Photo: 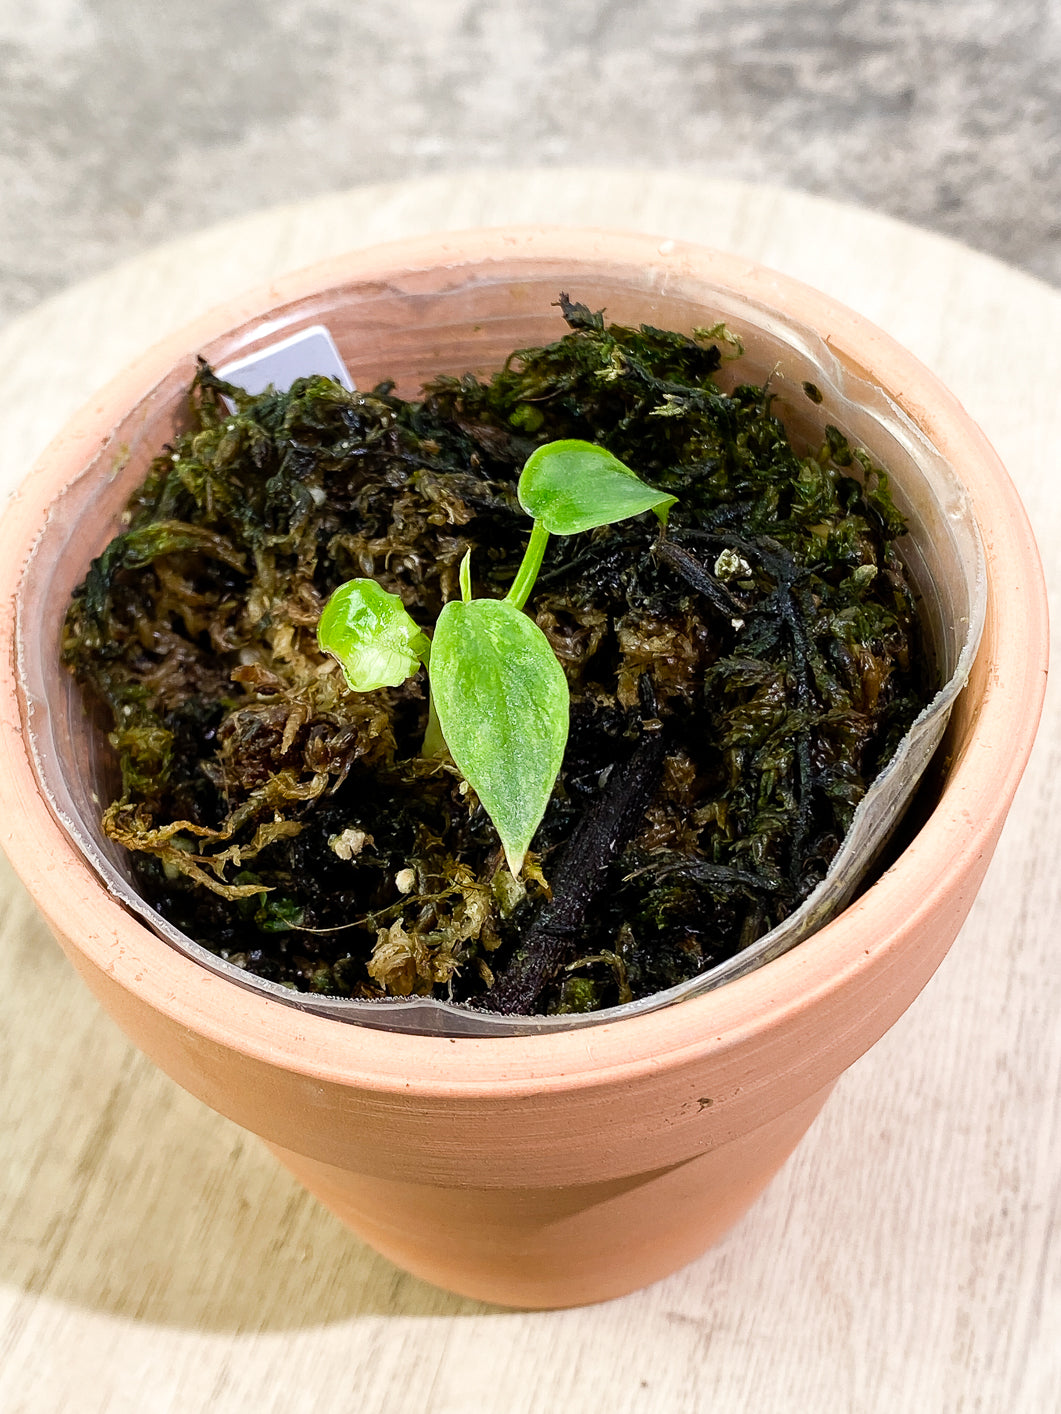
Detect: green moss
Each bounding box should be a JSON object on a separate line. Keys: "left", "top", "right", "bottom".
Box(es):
{"left": 62, "top": 300, "right": 932, "bottom": 1015}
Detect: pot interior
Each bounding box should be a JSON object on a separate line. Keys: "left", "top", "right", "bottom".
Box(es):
{"left": 15, "top": 246, "right": 986, "bottom": 1035}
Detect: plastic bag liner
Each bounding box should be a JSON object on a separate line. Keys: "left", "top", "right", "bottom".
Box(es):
{"left": 16, "top": 285, "right": 986, "bottom": 1037}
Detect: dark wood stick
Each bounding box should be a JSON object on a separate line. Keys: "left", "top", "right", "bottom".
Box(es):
{"left": 477, "top": 728, "right": 668, "bottom": 1015}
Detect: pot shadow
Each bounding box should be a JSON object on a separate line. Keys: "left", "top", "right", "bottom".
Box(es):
{"left": 0, "top": 854, "right": 491, "bottom": 1330}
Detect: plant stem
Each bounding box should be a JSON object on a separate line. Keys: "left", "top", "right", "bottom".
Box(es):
{"left": 505, "top": 519, "right": 551, "bottom": 611}
{"left": 414, "top": 637, "right": 448, "bottom": 759}
{"left": 422, "top": 690, "right": 447, "bottom": 758}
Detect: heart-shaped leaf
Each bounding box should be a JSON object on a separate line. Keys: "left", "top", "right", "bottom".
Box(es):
{"left": 429, "top": 596, "right": 569, "bottom": 876}
{"left": 518, "top": 439, "right": 676, "bottom": 535}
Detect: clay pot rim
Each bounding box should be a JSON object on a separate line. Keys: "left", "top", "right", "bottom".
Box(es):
{"left": 0, "top": 226, "right": 1048, "bottom": 1095}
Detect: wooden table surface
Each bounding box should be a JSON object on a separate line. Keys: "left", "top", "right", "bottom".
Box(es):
{"left": 0, "top": 171, "right": 1057, "bottom": 1414}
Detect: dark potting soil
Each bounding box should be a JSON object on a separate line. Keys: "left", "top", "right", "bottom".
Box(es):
{"left": 62, "top": 297, "right": 932, "bottom": 1016}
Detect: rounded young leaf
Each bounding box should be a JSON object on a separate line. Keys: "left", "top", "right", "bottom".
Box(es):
{"left": 518, "top": 439, "right": 676, "bottom": 535}
{"left": 430, "top": 597, "right": 569, "bottom": 877}
{"left": 317, "top": 579, "right": 430, "bottom": 692}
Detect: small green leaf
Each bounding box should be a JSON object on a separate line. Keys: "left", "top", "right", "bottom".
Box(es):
{"left": 430, "top": 597, "right": 569, "bottom": 876}
{"left": 318, "top": 579, "right": 430, "bottom": 692}
{"left": 518, "top": 439, "right": 676, "bottom": 535}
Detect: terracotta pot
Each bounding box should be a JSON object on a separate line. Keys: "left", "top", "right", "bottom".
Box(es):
{"left": 0, "top": 230, "right": 1047, "bottom": 1308}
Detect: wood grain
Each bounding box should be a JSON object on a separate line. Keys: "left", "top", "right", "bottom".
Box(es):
{"left": 0, "top": 171, "right": 1057, "bottom": 1413}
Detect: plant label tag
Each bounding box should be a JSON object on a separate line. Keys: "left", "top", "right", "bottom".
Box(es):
{"left": 216, "top": 324, "right": 354, "bottom": 407}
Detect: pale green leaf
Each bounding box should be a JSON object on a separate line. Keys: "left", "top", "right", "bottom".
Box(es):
{"left": 317, "top": 579, "right": 430, "bottom": 692}
{"left": 518, "top": 438, "right": 676, "bottom": 535}
{"left": 430, "top": 598, "right": 569, "bottom": 876}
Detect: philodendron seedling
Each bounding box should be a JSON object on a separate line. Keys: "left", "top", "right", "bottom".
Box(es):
{"left": 317, "top": 440, "right": 676, "bottom": 877}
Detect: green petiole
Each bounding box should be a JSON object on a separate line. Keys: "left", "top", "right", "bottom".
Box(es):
{"left": 505, "top": 519, "right": 550, "bottom": 611}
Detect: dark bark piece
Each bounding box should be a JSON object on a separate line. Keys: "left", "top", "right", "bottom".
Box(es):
{"left": 477, "top": 728, "right": 668, "bottom": 1015}
{"left": 654, "top": 539, "right": 748, "bottom": 619}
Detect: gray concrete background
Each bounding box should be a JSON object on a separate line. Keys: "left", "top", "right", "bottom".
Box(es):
{"left": 1, "top": 0, "right": 1058, "bottom": 331}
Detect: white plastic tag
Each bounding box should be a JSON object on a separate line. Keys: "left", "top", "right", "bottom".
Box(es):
{"left": 217, "top": 324, "right": 354, "bottom": 405}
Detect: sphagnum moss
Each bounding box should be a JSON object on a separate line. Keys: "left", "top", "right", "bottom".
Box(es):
{"left": 62, "top": 296, "right": 931, "bottom": 1016}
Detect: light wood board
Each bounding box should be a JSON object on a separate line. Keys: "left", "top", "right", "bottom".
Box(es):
{"left": 0, "top": 170, "right": 1058, "bottom": 1414}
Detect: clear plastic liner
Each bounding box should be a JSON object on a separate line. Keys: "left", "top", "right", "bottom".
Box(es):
{"left": 16, "top": 268, "right": 986, "bottom": 1036}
